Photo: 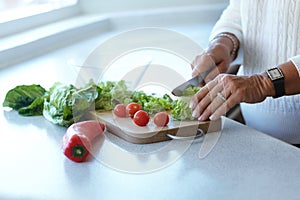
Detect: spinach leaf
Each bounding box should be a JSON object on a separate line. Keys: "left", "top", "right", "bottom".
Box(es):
{"left": 3, "top": 84, "right": 46, "bottom": 113}
{"left": 18, "top": 96, "right": 45, "bottom": 116}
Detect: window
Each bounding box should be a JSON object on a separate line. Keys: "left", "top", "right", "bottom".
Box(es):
{"left": 0, "top": 0, "right": 78, "bottom": 22}
{"left": 0, "top": 0, "right": 80, "bottom": 37}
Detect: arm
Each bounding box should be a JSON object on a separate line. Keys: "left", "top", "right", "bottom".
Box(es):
{"left": 264, "top": 61, "right": 300, "bottom": 96}
{"left": 290, "top": 55, "right": 300, "bottom": 78}
{"left": 262, "top": 57, "right": 300, "bottom": 97}
{"left": 192, "top": 0, "right": 242, "bottom": 80}
{"left": 190, "top": 61, "right": 300, "bottom": 121}
{"left": 209, "top": 0, "right": 242, "bottom": 42}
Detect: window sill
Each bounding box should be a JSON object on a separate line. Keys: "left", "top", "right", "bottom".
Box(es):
{"left": 0, "top": 3, "right": 226, "bottom": 68}
{"left": 0, "top": 15, "right": 111, "bottom": 68}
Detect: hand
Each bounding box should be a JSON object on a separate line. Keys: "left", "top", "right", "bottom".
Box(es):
{"left": 191, "top": 40, "right": 232, "bottom": 83}
{"left": 189, "top": 73, "right": 272, "bottom": 121}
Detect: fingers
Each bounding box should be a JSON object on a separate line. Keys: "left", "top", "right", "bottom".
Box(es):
{"left": 190, "top": 78, "right": 218, "bottom": 110}
{"left": 207, "top": 93, "right": 236, "bottom": 121}
{"left": 190, "top": 74, "right": 239, "bottom": 121}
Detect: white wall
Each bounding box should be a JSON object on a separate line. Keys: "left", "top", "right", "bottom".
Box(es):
{"left": 79, "top": 0, "right": 229, "bottom": 14}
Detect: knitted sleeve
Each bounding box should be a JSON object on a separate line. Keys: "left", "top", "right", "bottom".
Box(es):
{"left": 209, "top": 0, "right": 242, "bottom": 42}
{"left": 290, "top": 55, "right": 300, "bottom": 77}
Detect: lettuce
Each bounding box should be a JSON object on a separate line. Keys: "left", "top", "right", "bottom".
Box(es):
{"left": 93, "top": 80, "right": 132, "bottom": 111}
{"left": 42, "top": 80, "right": 133, "bottom": 127}
{"left": 3, "top": 80, "right": 200, "bottom": 127}
{"left": 18, "top": 96, "right": 45, "bottom": 116}
{"left": 171, "top": 97, "right": 195, "bottom": 120}
{"left": 43, "top": 82, "right": 98, "bottom": 127}
{"left": 3, "top": 84, "right": 46, "bottom": 115}
{"left": 131, "top": 91, "right": 173, "bottom": 115}
{"left": 171, "top": 86, "right": 200, "bottom": 120}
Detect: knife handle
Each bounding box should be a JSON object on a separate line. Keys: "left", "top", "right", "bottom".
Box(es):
{"left": 166, "top": 128, "right": 204, "bottom": 140}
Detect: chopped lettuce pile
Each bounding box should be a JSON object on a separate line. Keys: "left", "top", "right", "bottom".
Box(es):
{"left": 171, "top": 86, "right": 200, "bottom": 120}
{"left": 3, "top": 80, "right": 200, "bottom": 127}
{"left": 131, "top": 91, "right": 173, "bottom": 115}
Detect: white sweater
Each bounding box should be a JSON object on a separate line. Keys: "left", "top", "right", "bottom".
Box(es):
{"left": 210, "top": 0, "right": 300, "bottom": 143}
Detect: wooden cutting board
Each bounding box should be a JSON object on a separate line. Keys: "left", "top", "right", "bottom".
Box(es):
{"left": 95, "top": 111, "right": 222, "bottom": 144}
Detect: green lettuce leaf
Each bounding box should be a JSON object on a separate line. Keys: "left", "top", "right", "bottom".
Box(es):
{"left": 94, "top": 80, "right": 132, "bottom": 111}
{"left": 171, "top": 97, "right": 195, "bottom": 120}
{"left": 171, "top": 86, "right": 200, "bottom": 120}
{"left": 131, "top": 91, "right": 173, "bottom": 115}
{"left": 18, "top": 96, "right": 45, "bottom": 116}
{"left": 3, "top": 84, "right": 46, "bottom": 115}
{"left": 43, "top": 82, "right": 98, "bottom": 127}
{"left": 110, "top": 80, "right": 133, "bottom": 105}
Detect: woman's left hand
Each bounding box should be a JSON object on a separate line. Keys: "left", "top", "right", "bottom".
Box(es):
{"left": 189, "top": 73, "right": 273, "bottom": 121}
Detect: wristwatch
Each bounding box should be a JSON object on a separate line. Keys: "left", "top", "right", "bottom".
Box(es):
{"left": 266, "top": 67, "right": 285, "bottom": 98}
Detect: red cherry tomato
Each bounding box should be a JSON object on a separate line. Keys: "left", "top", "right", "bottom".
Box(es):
{"left": 113, "top": 104, "right": 127, "bottom": 117}
{"left": 133, "top": 110, "right": 150, "bottom": 126}
{"left": 153, "top": 112, "right": 169, "bottom": 127}
{"left": 126, "top": 102, "right": 142, "bottom": 118}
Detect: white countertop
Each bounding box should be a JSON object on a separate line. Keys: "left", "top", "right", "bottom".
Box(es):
{"left": 1, "top": 23, "right": 300, "bottom": 200}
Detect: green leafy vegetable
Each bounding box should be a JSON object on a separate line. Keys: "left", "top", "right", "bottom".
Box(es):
{"left": 93, "top": 80, "right": 132, "bottom": 111}
{"left": 131, "top": 91, "right": 173, "bottom": 114}
{"left": 18, "top": 96, "right": 45, "bottom": 116}
{"left": 110, "top": 80, "right": 133, "bottom": 105}
{"left": 171, "top": 86, "right": 200, "bottom": 120}
{"left": 181, "top": 85, "right": 200, "bottom": 96}
{"left": 43, "top": 82, "right": 98, "bottom": 127}
{"left": 3, "top": 79, "right": 201, "bottom": 127}
{"left": 171, "top": 97, "right": 194, "bottom": 120}
{"left": 3, "top": 84, "right": 46, "bottom": 115}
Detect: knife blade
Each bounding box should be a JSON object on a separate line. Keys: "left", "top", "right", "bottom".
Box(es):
{"left": 171, "top": 67, "right": 214, "bottom": 96}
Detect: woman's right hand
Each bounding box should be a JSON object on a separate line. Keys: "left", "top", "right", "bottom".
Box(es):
{"left": 191, "top": 39, "right": 234, "bottom": 84}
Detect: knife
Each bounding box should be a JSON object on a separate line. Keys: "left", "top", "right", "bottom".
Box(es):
{"left": 171, "top": 67, "right": 214, "bottom": 96}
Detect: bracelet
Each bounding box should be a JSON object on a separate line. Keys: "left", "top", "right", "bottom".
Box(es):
{"left": 211, "top": 33, "right": 239, "bottom": 59}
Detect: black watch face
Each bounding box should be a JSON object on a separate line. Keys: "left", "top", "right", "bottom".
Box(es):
{"left": 268, "top": 68, "right": 283, "bottom": 80}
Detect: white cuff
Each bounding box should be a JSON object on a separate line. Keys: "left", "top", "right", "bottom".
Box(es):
{"left": 290, "top": 55, "right": 300, "bottom": 77}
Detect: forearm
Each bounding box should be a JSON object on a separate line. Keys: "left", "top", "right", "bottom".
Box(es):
{"left": 279, "top": 61, "right": 300, "bottom": 95}
{"left": 209, "top": 32, "right": 240, "bottom": 62}
{"left": 260, "top": 61, "right": 300, "bottom": 97}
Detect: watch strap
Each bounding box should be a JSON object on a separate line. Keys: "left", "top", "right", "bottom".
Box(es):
{"left": 267, "top": 67, "right": 285, "bottom": 98}
{"left": 273, "top": 76, "right": 285, "bottom": 98}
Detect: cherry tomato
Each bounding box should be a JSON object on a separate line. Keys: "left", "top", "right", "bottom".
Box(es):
{"left": 126, "top": 102, "right": 142, "bottom": 118}
{"left": 133, "top": 110, "right": 150, "bottom": 126}
{"left": 153, "top": 112, "right": 169, "bottom": 127}
{"left": 113, "top": 104, "right": 127, "bottom": 117}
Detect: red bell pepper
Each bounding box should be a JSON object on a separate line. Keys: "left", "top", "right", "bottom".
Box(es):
{"left": 62, "top": 120, "right": 105, "bottom": 162}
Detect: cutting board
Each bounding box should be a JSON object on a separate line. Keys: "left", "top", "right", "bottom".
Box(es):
{"left": 95, "top": 111, "right": 222, "bottom": 144}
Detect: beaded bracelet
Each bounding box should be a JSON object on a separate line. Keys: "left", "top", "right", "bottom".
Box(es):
{"left": 211, "top": 33, "right": 239, "bottom": 59}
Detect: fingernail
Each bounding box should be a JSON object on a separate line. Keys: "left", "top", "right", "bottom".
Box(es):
{"left": 192, "top": 110, "right": 198, "bottom": 118}
{"left": 209, "top": 114, "right": 217, "bottom": 121}
{"left": 189, "top": 102, "right": 194, "bottom": 109}
{"left": 198, "top": 115, "right": 204, "bottom": 121}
